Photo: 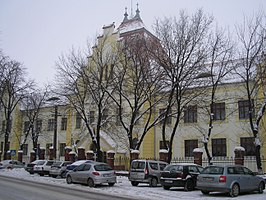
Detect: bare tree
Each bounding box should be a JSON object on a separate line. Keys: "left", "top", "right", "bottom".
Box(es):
{"left": 151, "top": 9, "right": 213, "bottom": 162}
{"left": 55, "top": 35, "right": 118, "bottom": 161}
{"left": 0, "top": 53, "right": 34, "bottom": 159}
{"left": 17, "top": 87, "right": 49, "bottom": 156}
{"left": 199, "top": 27, "right": 235, "bottom": 164}
{"left": 107, "top": 32, "right": 166, "bottom": 153}
{"left": 235, "top": 12, "right": 266, "bottom": 173}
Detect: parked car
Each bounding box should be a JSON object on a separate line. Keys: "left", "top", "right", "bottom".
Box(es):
{"left": 0, "top": 160, "right": 25, "bottom": 169}
{"left": 128, "top": 159, "right": 168, "bottom": 187}
{"left": 25, "top": 160, "right": 43, "bottom": 174}
{"left": 33, "top": 160, "right": 55, "bottom": 176}
{"left": 49, "top": 161, "right": 72, "bottom": 178}
{"left": 160, "top": 163, "right": 203, "bottom": 191}
{"left": 61, "top": 160, "right": 95, "bottom": 178}
{"left": 66, "top": 162, "right": 116, "bottom": 187}
{"left": 197, "top": 165, "right": 265, "bottom": 197}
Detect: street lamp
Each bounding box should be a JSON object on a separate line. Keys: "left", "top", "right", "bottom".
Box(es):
{"left": 47, "top": 96, "right": 60, "bottom": 160}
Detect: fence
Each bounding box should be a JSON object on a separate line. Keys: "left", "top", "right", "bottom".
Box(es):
{"left": 114, "top": 156, "right": 266, "bottom": 172}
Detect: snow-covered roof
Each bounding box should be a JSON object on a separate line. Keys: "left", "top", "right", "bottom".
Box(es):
{"left": 118, "top": 18, "right": 146, "bottom": 34}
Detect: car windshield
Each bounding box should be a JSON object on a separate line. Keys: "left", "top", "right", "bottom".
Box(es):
{"left": 36, "top": 160, "right": 46, "bottom": 165}
{"left": 201, "top": 166, "right": 224, "bottom": 175}
{"left": 94, "top": 164, "right": 112, "bottom": 171}
{"left": 131, "top": 161, "right": 145, "bottom": 169}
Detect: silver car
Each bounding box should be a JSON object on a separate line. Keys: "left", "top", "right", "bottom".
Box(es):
{"left": 0, "top": 160, "right": 25, "bottom": 169}
{"left": 49, "top": 161, "right": 72, "bottom": 178}
{"left": 66, "top": 162, "right": 116, "bottom": 187}
{"left": 129, "top": 159, "right": 168, "bottom": 187}
{"left": 197, "top": 165, "right": 265, "bottom": 197}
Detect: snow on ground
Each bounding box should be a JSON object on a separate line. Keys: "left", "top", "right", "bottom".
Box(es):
{"left": 1, "top": 168, "right": 266, "bottom": 200}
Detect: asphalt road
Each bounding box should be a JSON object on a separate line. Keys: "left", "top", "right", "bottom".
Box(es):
{"left": 0, "top": 175, "right": 133, "bottom": 200}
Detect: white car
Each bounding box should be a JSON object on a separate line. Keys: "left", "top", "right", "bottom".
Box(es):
{"left": 33, "top": 160, "right": 55, "bottom": 176}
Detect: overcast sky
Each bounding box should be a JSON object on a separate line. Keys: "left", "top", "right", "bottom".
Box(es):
{"left": 0, "top": 0, "right": 265, "bottom": 87}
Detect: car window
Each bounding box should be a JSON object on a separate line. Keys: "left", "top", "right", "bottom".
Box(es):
{"left": 234, "top": 166, "right": 245, "bottom": 174}
{"left": 76, "top": 164, "right": 85, "bottom": 171}
{"left": 201, "top": 166, "right": 224, "bottom": 174}
{"left": 188, "top": 166, "right": 198, "bottom": 173}
{"left": 37, "top": 161, "right": 46, "bottom": 165}
{"left": 159, "top": 163, "right": 167, "bottom": 170}
{"left": 46, "top": 161, "right": 54, "bottom": 166}
{"left": 83, "top": 164, "right": 91, "bottom": 171}
{"left": 149, "top": 162, "right": 158, "bottom": 170}
{"left": 94, "top": 164, "right": 112, "bottom": 171}
{"left": 131, "top": 161, "right": 145, "bottom": 169}
{"left": 52, "top": 162, "right": 62, "bottom": 167}
{"left": 164, "top": 165, "right": 183, "bottom": 172}
{"left": 243, "top": 167, "right": 253, "bottom": 175}
{"left": 62, "top": 162, "right": 71, "bottom": 166}
{"left": 198, "top": 166, "right": 204, "bottom": 172}
{"left": 227, "top": 167, "right": 235, "bottom": 174}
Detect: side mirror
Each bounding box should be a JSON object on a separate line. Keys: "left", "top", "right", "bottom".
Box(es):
{"left": 73, "top": 168, "right": 77, "bottom": 172}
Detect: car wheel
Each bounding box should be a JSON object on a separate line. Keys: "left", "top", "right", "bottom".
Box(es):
{"left": 184, "top": 179, "right": 194, "bottom": 191}
{"left": 149, "top": 177, "right": 158, "bottom": 187}
{"left": 163, "top": 186, "right": 171, "bottom": 190}
{"left": 87, "top": 178, "right": 95, "bottom": 187}
{"left": 39, "top": 173, "right": 44, "bottom": 177}
{"left": 258, "top": 181, "right": 264, "bottom": 194}
{"left": 131, "top": 181, "right": 139, "bottom": 186}
{"left": 66, "top": 175, "right": 72, "bottom": 184}
{"left": 229, "top": 183, "right": 240, "bottom": 197}
{"left": 108, "top": 183, "right": 115, "bottom": 186}
{"left": 201, "top": 190, "right": 210, "bottom": 195}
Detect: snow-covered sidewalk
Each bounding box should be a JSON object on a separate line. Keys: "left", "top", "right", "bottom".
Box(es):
{"left": 1, "top": 168, "right": 266, "bottom": 200}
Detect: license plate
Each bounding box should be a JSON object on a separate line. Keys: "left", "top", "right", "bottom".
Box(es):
{"left": 103, "top": 174, "right": 112, "bottom": 177}
{"left": 165, "top": 180, "right": 173, "bottom": 183}
{"left": 203, "top": 177, "right": 214, "bottom": 181}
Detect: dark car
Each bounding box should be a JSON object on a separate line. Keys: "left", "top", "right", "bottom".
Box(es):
{"left": 197, "top": 165, "right": 265, "bottom": 197}
{"left": 160, "top": 163, "right": 204, "bottom": 191}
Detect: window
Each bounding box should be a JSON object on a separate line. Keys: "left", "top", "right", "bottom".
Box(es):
{"left": 160, "top": 140, "right": 169, "bottom": 150}
{"left": 212, "top": 138, "right": 226, "bottom": 156}
{"left": 59, "top": 143, "right": 66, "bottom": 156}
{"left": 240, "top": 137, "right": 255, "bottom": 156}
{"left": 185, "top": 140, "right": 198, "bottom": 157}
{"left": 159, "top": 108, "right": 172, "bottom": 125}
{"left": 61, "top": 117, "right": 67, "bottom": 131}
{"left": 211, "top": 102, "right": 225, "bottom": 120}
{"left": 89, "top": 111, "right": 95, "bottom": 124}
{"left": 238, "top": 100, "right": 254, "bottom": 119}
{"left": 23, "top": 121, "right": 30, "bottom": 133}
{"left": 47, "top": 119, "right": 54, "bottom": 131}
{"left": 184, "top": 105, "right": 197, "bottom": 123}
{"left": 35, "top": 119, "right": 42, "bottom": 133}
{"left": 76, "top": 113, "right": 81, "bottom": 129}
{"left": 149, "top": 162, "right": 158, "bottom": 170}
{"left": 22, "top": 144, "right": 28, "bottom": 155}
